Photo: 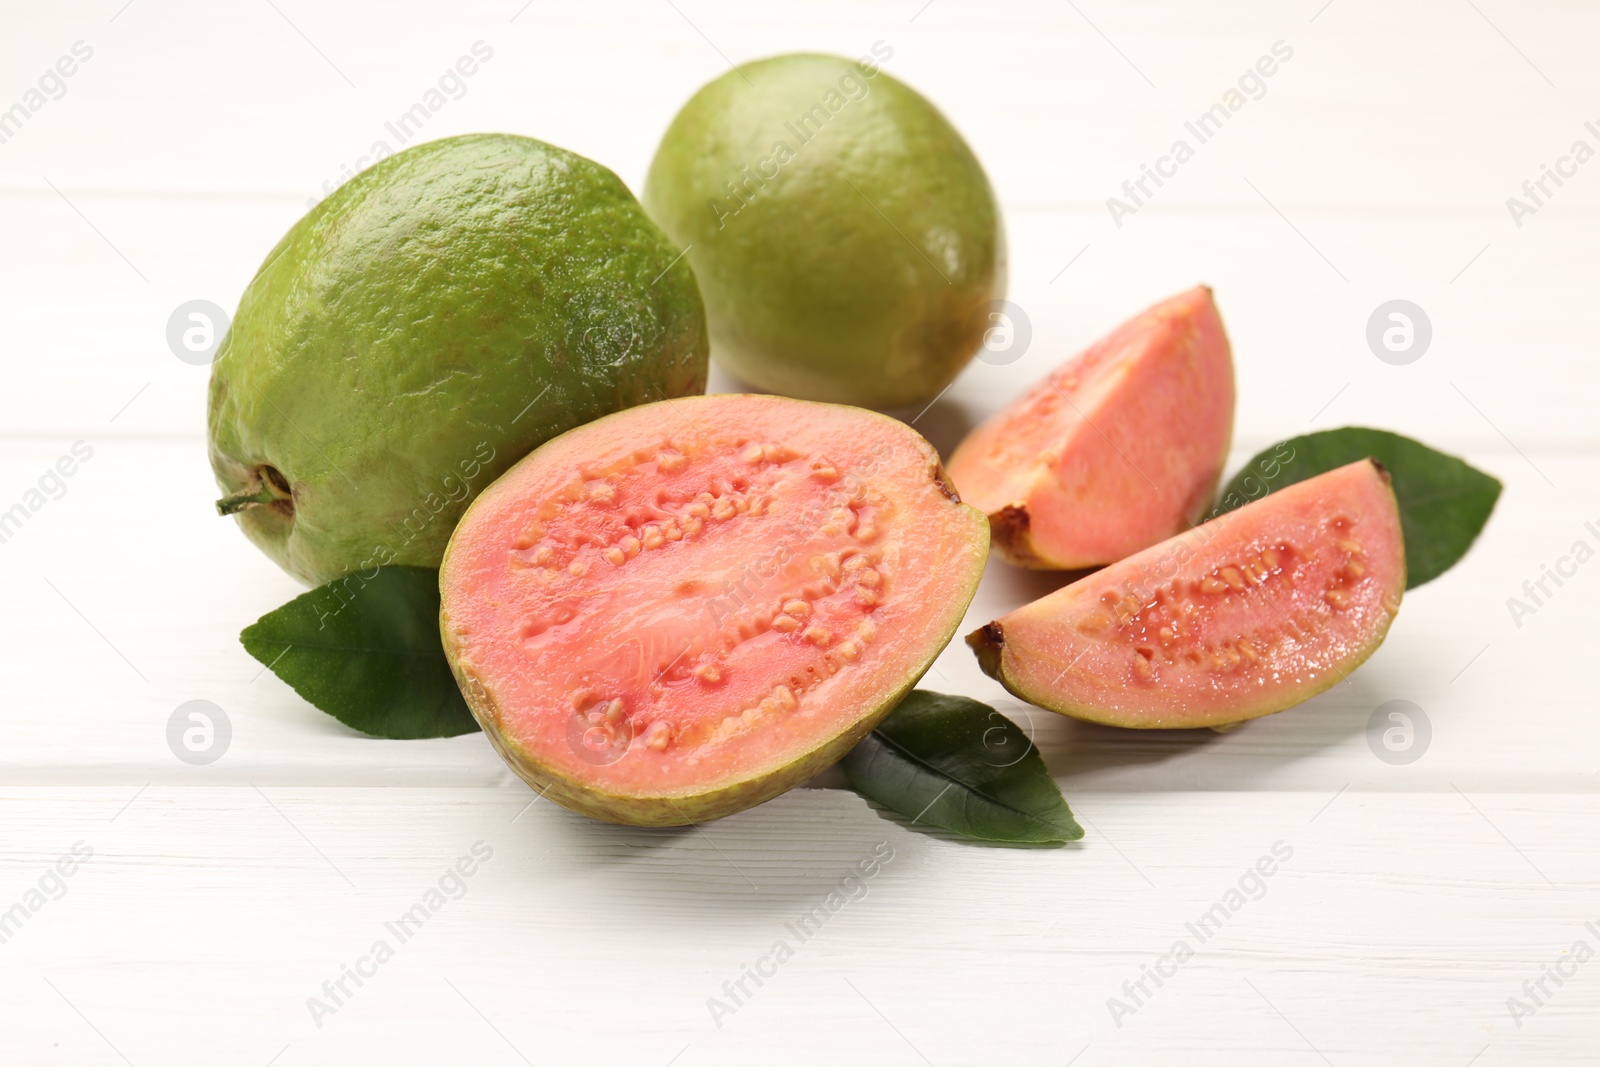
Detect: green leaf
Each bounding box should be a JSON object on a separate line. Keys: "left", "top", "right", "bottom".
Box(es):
{"left": 1213, "top": 427, "right": 1501, "bottom": 589}
{"left": 240, "top": 566, "right": 479, "bottom": 739}
{"left": 842, "top": 691, "right": 1082, "bottom": 845}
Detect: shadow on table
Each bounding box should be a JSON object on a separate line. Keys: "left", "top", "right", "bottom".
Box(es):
{"left": 1012, "top": 670, "right": 1389, "bottom": 790}
{"left": 979, "top": 555, "right": 1099, "bottom": 603}
{"left": 710, "top": 367, "right": 979, "bottom": 466}
{"left": 493, "top": 677, "right": 1382, "bottom": 924}
{"left": 887, "top": 392, "right": 974, "bottom": 462}
{"left": 503, "top": 787, "right": 910, "bottom": 916}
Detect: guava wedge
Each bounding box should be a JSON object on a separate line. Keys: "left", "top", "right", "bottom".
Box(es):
{"left": 439, "top": 394, "right": 989, "bottom": 825}
{"left": 968, "top": 460, "right": 1404, "bottom": 728}
{"left": 948, "top": 286, "right": 1234, "bottom": 569}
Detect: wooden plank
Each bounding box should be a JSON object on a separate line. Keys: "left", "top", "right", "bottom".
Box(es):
{"left": 1, "top": 787, "right": 1596, "bottom": 1064}
{"left": 0, "top": 200, "right": 1595, "bottom": 453}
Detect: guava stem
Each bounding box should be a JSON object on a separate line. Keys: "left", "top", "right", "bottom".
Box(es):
{"left": 216, "top": 484, "right": 284, "bottom": 515}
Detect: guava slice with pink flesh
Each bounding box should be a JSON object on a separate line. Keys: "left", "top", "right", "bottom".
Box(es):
{"left": 439, "top": 394, "right": 989, "bottom": 826}
{"left": 948, "top": 286, "right": 1234, "bottom": 569}
{"left": 968, "top": 460, "right": 1405, "bottom": 728}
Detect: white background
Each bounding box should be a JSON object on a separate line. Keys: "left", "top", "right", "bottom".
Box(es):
{"left": 3, "top": 1, "right": 1598, "bottom": 1063}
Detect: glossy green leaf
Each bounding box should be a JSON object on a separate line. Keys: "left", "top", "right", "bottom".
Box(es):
{"left": 843, "top": 691, "right": 1082, "bottom": 845}
{"left": 1212, "top": 427, "right": 1501, "bottom": 588}
{"left": 240, "top": 566, "right": 479, "bottom": 739}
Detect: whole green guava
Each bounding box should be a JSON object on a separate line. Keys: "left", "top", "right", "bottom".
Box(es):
{"left": 644, "top": 51, "right": 1005, "bottom": 409}
{"left": 208, "top": 134, "right": 708, "bottom": 586}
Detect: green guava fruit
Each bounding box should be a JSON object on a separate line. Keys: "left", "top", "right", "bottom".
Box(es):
{"left": 439, "top": 393, "right": 989, "bottom": 826}
{"left": 969, "top": 460, "right": 1405, "bottom": 728}
{"left": 643, "top": 51, "right": 1005, "bottom": 408}
{"left": 208, "top": 133, "right": 708, "bottom": 586}
{"left": 949, "top": 286, "right": 1235, "bottom": 569}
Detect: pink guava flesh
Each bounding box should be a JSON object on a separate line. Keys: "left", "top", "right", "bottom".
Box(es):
{"left": 948, "top": 286, "right": 1235, "bottom": 569}
{"left": 440, "top": 394, "right": 988, "bottom": 825}
{"left": 969, "top": 460, "right": 1405, "bottom": 728}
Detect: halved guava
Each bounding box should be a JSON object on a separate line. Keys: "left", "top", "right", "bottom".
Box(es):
{"left": 968, "top": 460, "right": 1405, "bottom": 728}
{"left": 439, "top": 394, "right": 989, "bottom": 825}
{"left": 947, "top": 286, "right": 1234, "bottom": 569}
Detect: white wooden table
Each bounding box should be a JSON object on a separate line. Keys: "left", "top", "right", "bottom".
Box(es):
{"left": 3, "top": 2, "right": 1597, "bottom": 1063}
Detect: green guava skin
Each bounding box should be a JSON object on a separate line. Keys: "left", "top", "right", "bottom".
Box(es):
{"left": 208, "top": 134, "right": 709, "bottom": 586}
{"left": 643, "top": 53, "right": 1005, "bottom": 409}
